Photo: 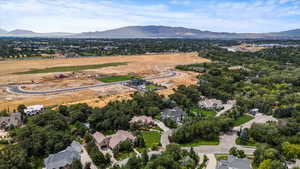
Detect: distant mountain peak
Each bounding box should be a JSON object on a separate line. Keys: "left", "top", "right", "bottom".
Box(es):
{"left": 8, "top": 29, "right": 36, "bottom": 34}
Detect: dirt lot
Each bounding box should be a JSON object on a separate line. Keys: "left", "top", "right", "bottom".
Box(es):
{"left": 0, "top": 52, "right": 209, "bottom": 110}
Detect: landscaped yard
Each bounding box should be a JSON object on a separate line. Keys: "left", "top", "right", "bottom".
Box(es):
{"left": 215, "top": 154, "right": 228, "bottom": 161}
{"left": 145, "top": 84, "right": 159, "bottom": 91}
{"left": 235, "top": 137, "right": 256, "bottom": 147}
{"left": 137, "top": 131, "right": 161, "bottom": 152}
{"left": 16, "top": 62, "right": 128, "bottom": 74}
{"left": 115, "top": 151, "right": 136, "bottom": 161}
{"left": 97, "top": 75, "right": 141, "bottom": 83}
{"left": 180, "top": 137, "right": 219, "bottom": 147}
{"left": 190, "top": 107, "right": 216, "bottom": 117}
{"left": 233, "top": 114, "right": 254, "bottom": 126}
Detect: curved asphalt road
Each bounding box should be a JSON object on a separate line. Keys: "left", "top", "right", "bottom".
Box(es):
{"left": 1, "top": 72, "right": 177, "bottom": 95}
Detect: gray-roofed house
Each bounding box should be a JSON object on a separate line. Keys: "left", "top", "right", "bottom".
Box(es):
{"left": 217, "top": 155, "right": 251, "bottom": 169}
{"left": 162, "top": 107, "right": 186, "bottom": 123}
{"left": 44, "top": 141, "right": 82, "bottom": 169}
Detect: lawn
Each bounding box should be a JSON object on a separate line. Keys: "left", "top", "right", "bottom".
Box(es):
{"left": 180, "top": 137, "right": 219, "bottom": 147}
{"left": 215, "top": 154, "right": 228, "bottom": 161}
{"left": 97, "top": 75, "right": 140, "bottom": 83}
{"left": 146, "top": 84, "right": 159, "bottom": 91}
{"left": 115, "top": 151, "right": 136, "bottom": 161}
{"left": 233, "top": 114, "right": 254, "bottom": 126}
{"left": 137, "top": 131, "right": 161, "bottom": 152}
{"left": 15, "top": 62, "right": 128, "bottom": 74}
{"left": 190, "top": 107, "right": 216, "bottom": 117}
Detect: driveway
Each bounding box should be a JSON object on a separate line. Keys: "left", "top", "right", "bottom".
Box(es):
{"left": 216, "top": 100, "right": 236, "bottom": 117}
{"left": 80, "top": 145, "right": 97, "bottom": 169}
{"left": 206, "top": 154, "right": 217, "bottom": 169}
{"left": 233, "top": 113, "right": 278, "bottom": 131}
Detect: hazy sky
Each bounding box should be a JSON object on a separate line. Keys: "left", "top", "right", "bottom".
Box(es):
{"left": 1, "top": 0, "right": 300, "bottom": 33}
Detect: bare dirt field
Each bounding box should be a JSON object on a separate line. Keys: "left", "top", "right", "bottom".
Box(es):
{"left": 0, "top": 52, "right": 209, "bottom": 110}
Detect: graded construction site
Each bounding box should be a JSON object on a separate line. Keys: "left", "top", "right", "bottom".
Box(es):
{"left": 0, "top": 53, "right": 209, "bottom": 110}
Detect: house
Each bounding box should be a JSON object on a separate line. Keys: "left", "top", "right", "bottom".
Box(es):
{"left": 109, "top": 130, "right": 136, "bottom": 150}
{"left": 44, "top": 141, "right": 82, "bottom": 169}
{"left": 92, "top": 131, "right": 110, "bottom": 148}
{"left": 217, "top": 155, "right": 251, "bottom": 169}
{"left": 249, "top": 108, "right": 259, "bottom": 115}
{"left": 93, "top": 130, "right": 136, "bottom": 150}
{"left": 130, "top": 115, "right": 155, "bottom": 126}
{"left": 0, "top": 112, "right": 22, "bottom": 130}
{"left": 162, "top": 107, "right": 186, "bottom": 123}
{"left": 24, "top": 105, "right": 44, "bottom": 116}
{"left": 198, "top": 98, "right": 224, "bottom": 110}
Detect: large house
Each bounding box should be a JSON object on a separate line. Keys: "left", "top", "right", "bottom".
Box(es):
{"left": 198, "top": 98, "right": 224, "bottom": 110}
{"left": 130, "top": 115, "right": 155, "bottom": 126}
{"left": 44, "top": 141, "right": 82, "bottom": 169}
{"left": 92, "top": 130, "right": 136, "bottom": 150}
{"left": 217, "top": 155, "right": 251, "bottom": 169}
{"left": 24, "top": 105, "right": 44, "bottom": 116}
{"left": 162, "top": 107, "right": 186, "bottom": 123}
{"left": 0, "top": 112, "right": 22, "bottom": 130}
{"left": 93, "top": 131, "right": 110, "bottom": 148}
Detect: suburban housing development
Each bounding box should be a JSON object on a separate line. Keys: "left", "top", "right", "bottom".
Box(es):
{"left": 1, "top": 0, "right": 300, "bottom": 168}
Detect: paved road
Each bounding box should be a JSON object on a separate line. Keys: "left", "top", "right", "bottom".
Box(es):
{"left": 2, "top": 72, "right": 177, "bottom": 95}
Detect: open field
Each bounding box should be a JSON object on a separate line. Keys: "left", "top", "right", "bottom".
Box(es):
{"left": 15, "top": 62, "right": 128, "bottom": 74}
{"left": 0, "top": 52, "right": 209, "bottom": 110}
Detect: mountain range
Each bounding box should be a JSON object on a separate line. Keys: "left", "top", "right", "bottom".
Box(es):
{"left": 1, "top": 26, "right": 300, "bottom": 39}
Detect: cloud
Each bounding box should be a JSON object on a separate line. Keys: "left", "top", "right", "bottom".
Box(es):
{"left": 170, "top": 0, "right": 191, "bottom": 5}
{"left": 0, "top": 0, "right": 300, "bottom": 33}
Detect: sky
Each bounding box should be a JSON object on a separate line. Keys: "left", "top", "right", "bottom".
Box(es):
{"left": 0, "top": 0, "right": 300, "bottom": 33}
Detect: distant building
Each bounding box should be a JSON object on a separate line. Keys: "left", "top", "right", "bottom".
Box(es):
{"left": 0, "top": 112, "right": 22, "bottom": 130}
{"left": 217, "top": 155, "right": 251, "bottom": 169}
{"left": 24, "top": 105, "right": 44, "bottom": 116}
{"left": 198, "top": 98, "right": 224, "bottom": 110}
{"left": 162, "top": 107, "right": 186, "bottom": 123}
{"left": 130, "top": 115, "right": 155, "bottom": 126}
{"left": 44, "top": 141, "right": 82, "bottom": 169}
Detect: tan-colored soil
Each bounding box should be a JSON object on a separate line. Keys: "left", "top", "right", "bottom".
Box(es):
{"left": 0, "top": 53, "right": 209, "bottom": 111}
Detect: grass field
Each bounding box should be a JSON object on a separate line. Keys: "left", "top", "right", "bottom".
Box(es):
{"left": 181, "top": 137, "right": 219, "bottom": 147}
{"left": 190, "top": 107, "right": 216, "bottom": 117}
{"left": 97, "top": 75, "right": 140, "bottom": 83}
{"left": 15, "top": 62, "right": 128, "bottom": 74}
{"left": 146, "top": 84, "right": 160, "bottom": 91}
{"left": 235, "top": 137, "right": 256, "bottom": 147}
{"left": 233, "top": 114, "right": 254, "bottom": 126}
{"left": 137, "top": 131, "right": 161, "bottom": 152}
